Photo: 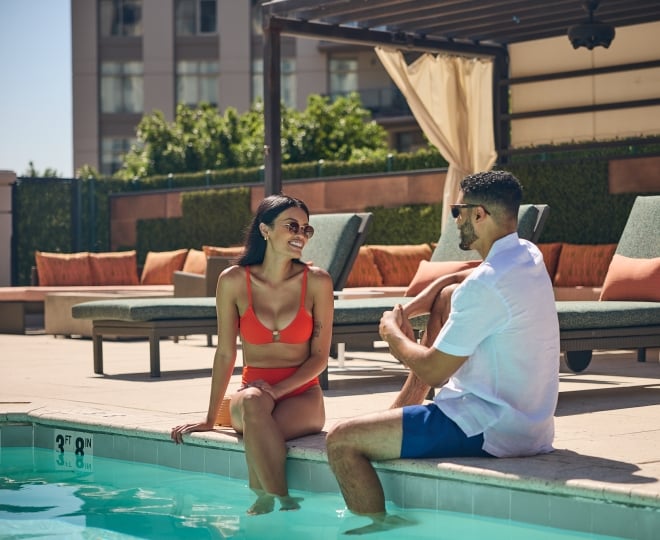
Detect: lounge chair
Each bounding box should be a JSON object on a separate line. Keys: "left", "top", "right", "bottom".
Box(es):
{"left": 331, "top": 195, "right": 660, "bottom": 387}
{"left": 71, "top": 212, "right": 372, "bottom": 376}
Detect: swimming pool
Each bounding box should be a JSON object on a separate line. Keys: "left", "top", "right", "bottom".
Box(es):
{"left": 0, "top": 446, "right": 630, "bottom": 539}
{"left": 0, "top": 420, "right": 657, "bottom": 539}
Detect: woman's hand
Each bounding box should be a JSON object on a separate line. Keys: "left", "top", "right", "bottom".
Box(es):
{"left": 239, "top": 379, "right": 277, "bottom": 401}
{"left": 171, "top": 421, "right": 215, "bottom": 444}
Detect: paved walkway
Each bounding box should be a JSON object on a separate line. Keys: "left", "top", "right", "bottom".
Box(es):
{"left": 2, "top": 332, "right": 660, "bottom": 511}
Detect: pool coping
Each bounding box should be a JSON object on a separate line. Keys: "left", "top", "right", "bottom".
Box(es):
{"left": 2, "top": 407, "right": 659, "bottom": 540}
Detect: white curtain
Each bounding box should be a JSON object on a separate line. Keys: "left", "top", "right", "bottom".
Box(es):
{"left": 375, "top": 47, "right": 497, "bottom": 230}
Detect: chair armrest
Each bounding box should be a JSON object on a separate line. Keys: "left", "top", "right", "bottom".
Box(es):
{"left": 204, "top": 257, "right": 234, "bottom": 296}
{"left": 173, "top": 271, "right": 207, "bottom": 297}
{"left": 173, "top": 256, "right": 234, "bottom": 297}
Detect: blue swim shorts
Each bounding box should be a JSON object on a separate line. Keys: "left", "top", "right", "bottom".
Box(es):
{"left": 400, "top": 403, "right": 493, "bottom": 459}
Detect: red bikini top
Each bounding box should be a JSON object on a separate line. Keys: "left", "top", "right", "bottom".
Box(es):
{"left": 239, "top": 266, "right": 313, "bottom": 345}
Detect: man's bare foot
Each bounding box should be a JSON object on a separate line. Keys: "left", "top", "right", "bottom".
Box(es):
{"left": 278, "top": 495, "right": 303, "bottom": 511}
{"left": 344, "top": 513, "right": 415, "bottom": 535}
{"left": 247, "top": 493, "right": 275, "bottom": 515}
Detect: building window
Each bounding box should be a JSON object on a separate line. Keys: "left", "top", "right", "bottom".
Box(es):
{"left": 101, "top": 137, "right": 135, "bottom": 176}
{"left": 329, "top": 57, "right": 358, "bottom": 96}
{"left": 177, "top": 61, "right": 218, "bottom": 106}
{"left": 100, "top": 61, "right": 143, "bottom": 113}
{"left": 175, "top": 0, "right": 217, "bottom": 35}
{"left": 100, "top": 0, "right": 142, "bottom": 37}
{"left": 252, "top": 58, "right": 297, "bottom": 108}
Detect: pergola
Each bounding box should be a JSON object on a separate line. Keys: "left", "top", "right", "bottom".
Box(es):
{"left": 260, "top": 0, "right": 660, "bottom": 195}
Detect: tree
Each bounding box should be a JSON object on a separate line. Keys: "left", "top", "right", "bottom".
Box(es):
{"left": 23, "top": 161, "right": 61, "bottom": 178}
{"left": 115, "top": 94, "right": 389, "bottom": 179}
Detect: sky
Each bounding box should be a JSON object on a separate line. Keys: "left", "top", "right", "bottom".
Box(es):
{"left": 0, "top": 0, "right": 73, "bottom": 177}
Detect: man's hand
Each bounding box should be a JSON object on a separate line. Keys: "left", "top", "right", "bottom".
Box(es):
{"left": 379, "top": 304, "right": 414, "bottom": 342}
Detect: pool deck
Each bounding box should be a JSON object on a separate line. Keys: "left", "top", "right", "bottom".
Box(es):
{"left": 2, "top": 332, "right": 660, "bottom": 515}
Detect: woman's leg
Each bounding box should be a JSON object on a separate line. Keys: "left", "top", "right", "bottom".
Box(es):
{"left": 231, "top": 386, "right": 325, "bottom": 513}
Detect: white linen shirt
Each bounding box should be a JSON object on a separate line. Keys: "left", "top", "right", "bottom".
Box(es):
{"left": 432, "top": 232, "right": 559, "bottom": 457}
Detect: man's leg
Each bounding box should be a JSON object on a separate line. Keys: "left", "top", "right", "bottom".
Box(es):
{"left": 326, "top": 408, "right": 403, "bottom": 516}
{"left": 391, "top": 283, "right": 457, "bottom": 408}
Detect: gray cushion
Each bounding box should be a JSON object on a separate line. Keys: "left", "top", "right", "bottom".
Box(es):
{"left": 72, "top": 297, "right": 217, "bottom": 322}
{"left": 556, "top": 301, "right": 660, "bottom": 330}
{"left": 333, "top": 297, "right": 660, "bottom": 330}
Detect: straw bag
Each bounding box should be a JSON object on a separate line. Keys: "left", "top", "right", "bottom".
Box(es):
{"left": 215, "top": 397, "right": 232, "bottom": 426}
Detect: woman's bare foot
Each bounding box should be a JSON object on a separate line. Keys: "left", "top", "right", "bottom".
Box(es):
{"left": 247, "top": 493, "right": 275, "bottom": 515}
{"left": 278, "top": 495, "right": 303, "bottom": 511}
{"left": 344, "top": 513, "right": 415, "bottom": 535}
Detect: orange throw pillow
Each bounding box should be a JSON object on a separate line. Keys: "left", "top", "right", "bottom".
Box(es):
{"left": 536, "top": 242, "right": 563, "bottom": 279}
{"left": 140, "top": 249, "right": 189, "bottom": 285}
{"left": 203, "top": 245, "right": 244, "bottom": 260}
{"left": 35, "top": 251, "right": 92, "bottom": 286}
{"left": 89, "top": 251, "right": 139, "bottom": 285}
{"left": 369, "top": 244, "right": 433, "bottom": 287}
{"left": 599, "top": 254, "right": 660, "bottom": 301}
{"left": 553, "top": 243, "right": 617, "bottom": 287}
{"left": 346, "top": 247, "right": 384, "bottom": 287}
{"left": 404, "top": 260, "right": 481, "bottom": 297}
{"left": 182, "top": 248, "right": 207, "bottom": 275}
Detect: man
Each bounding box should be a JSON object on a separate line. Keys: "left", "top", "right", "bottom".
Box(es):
{"left": 326, "top": 170, "right": 559, "bottom": 533}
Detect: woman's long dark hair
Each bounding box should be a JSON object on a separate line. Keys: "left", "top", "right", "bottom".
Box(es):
{"left": 237, "top": 194, "right": 310, "bottom": 266}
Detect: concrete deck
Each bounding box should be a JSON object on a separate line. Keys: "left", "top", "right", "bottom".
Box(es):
{"left": 1, "top": 333, "right": 660, "bottom": 526}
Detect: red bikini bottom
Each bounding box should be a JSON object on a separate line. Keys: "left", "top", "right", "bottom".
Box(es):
{"left": 241, "top": 366, "right": 320, "bottom": 402}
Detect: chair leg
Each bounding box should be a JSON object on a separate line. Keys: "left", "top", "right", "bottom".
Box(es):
{"left": 93, "top": 334, "right": 104, "bottom": 375}
{"left": 564, "top": 350, "right": 593, "bottom": 373}
{"left": 149, "top": 333, "right": 161, "bottom": 377}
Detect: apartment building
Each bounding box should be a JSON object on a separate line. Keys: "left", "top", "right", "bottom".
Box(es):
{"left": 71, "top": 0, "right": 420, "bottom": 176}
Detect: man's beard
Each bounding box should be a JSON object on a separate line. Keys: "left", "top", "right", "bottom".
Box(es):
{"left": 459, "top": 219, "right": 478, "bottom": 251}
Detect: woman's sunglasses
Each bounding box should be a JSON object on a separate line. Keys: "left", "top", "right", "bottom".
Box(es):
{"left": 282, "top": 222, "right": 315, "bottom": 239}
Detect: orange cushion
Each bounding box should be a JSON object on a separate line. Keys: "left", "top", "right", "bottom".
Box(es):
{"left": 203, "top": 245, "right": 244, "bottom": 260}
{"left": 599, "top": 254, "right": 660, "bottom": 301}
{"left": 369, "top": 244, "right": 433, "bottom": 287}
{"left": 140, "top": 249, "right": 189, "bottom": 285}
{"left": 404, "top": 260, "right": 482, "bottom": 297}
{"left": 35, "top": 251, "right": 93, "bottom": 286}
{"left": 536, "top": 242, "right": 563, "bottom": 279}
{"left": 553, "top": 243, "right": 617, "bottom": 287}
{"left": 182, "top": 248, "right": 207, "bottom": 275}
{"left": 346, "top": 247, "right": 384, "bottom": 287}
{"left": 89, "top": 251, "right": 139, "bottom": 285}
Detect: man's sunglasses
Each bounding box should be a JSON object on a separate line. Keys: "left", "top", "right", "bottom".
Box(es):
{"left": 450, "top": 204, "right": 490, "bottom": 219}
{"left": 282, "top": 222, "right": 315, "bottom": 239}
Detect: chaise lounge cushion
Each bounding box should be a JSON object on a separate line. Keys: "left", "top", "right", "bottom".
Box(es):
{"left": 35, "top": 251, "right": 93, "bottom": 286}
{"left": 72, "top": 297, "right": 217, "bottom": 322}
{"left": 599, "top": 255, "right": 660, "bottom": 301}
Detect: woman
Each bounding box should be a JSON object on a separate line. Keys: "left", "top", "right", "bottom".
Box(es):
{"left": 171, "top": 194, "right": 334, "bottom": 514}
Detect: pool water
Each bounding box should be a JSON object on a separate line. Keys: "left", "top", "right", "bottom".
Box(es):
{"left": 0, "top": 447, "right": 624, "bottom": 539}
